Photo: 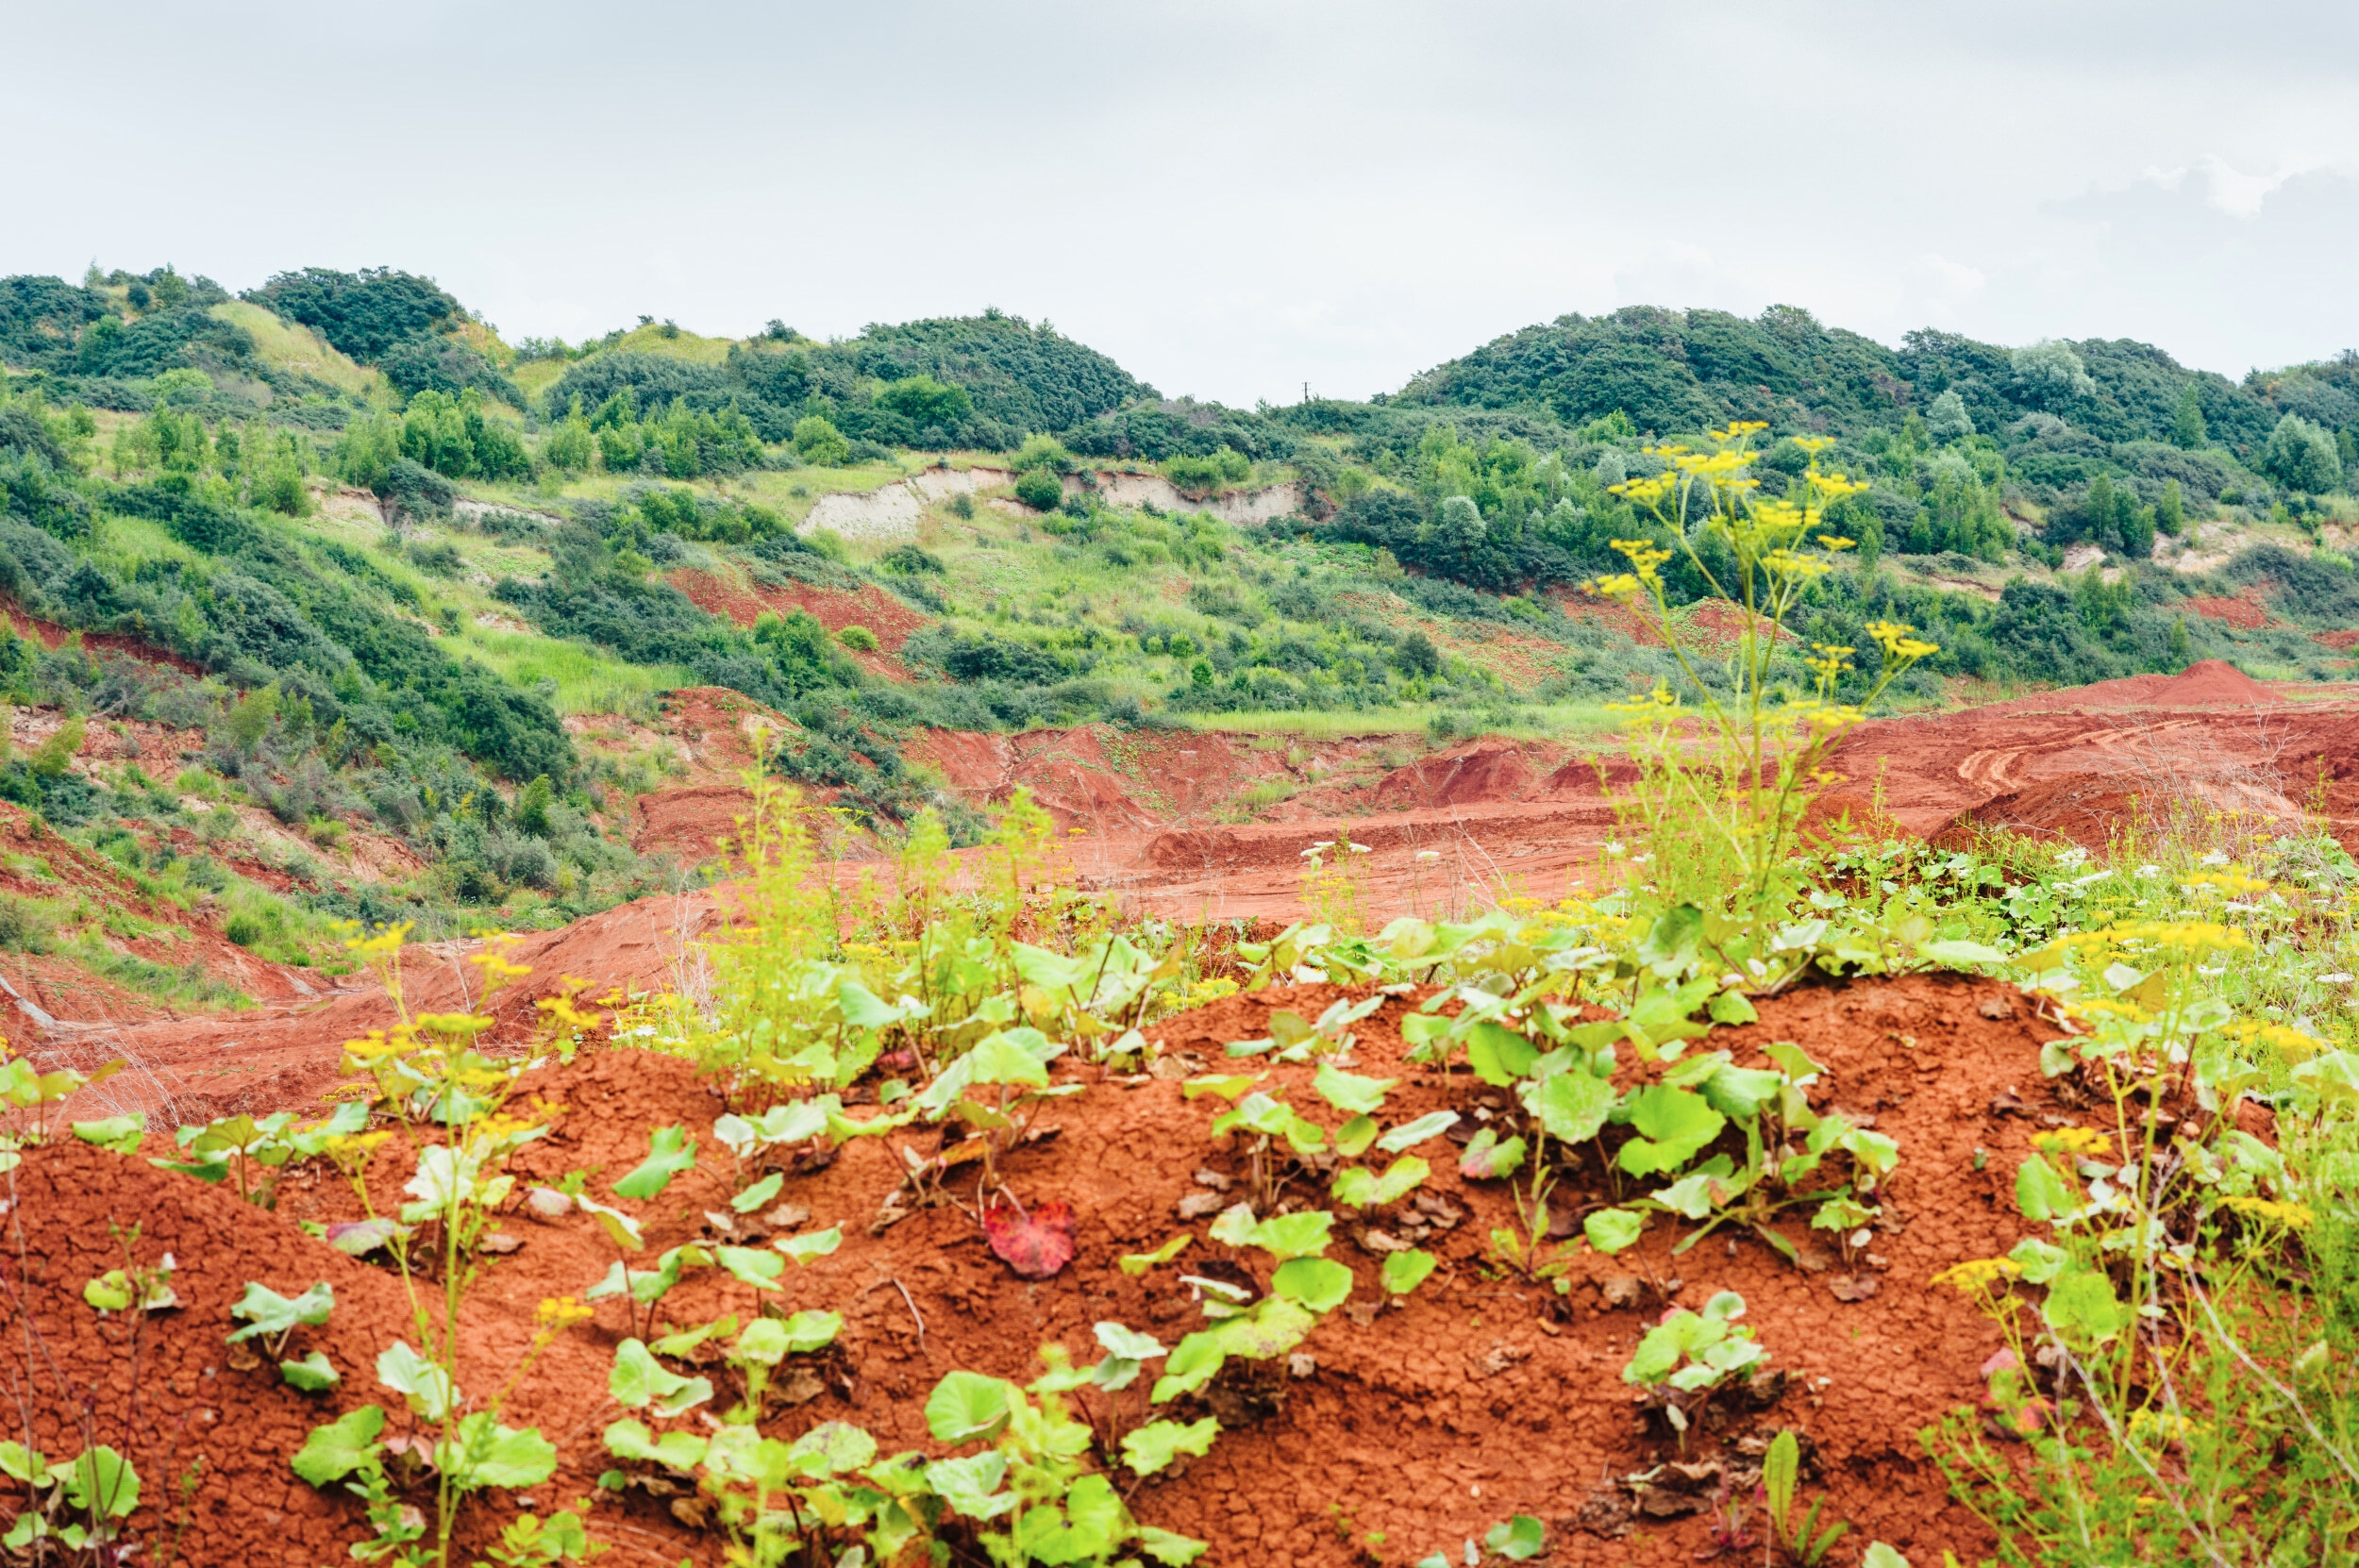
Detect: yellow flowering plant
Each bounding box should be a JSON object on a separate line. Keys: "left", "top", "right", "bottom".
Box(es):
{"left": 1587, "top": 424, "right": 1933, "bottom": 933}
{"left": 295, "top": 922, "right": 582, "bottom": 1568}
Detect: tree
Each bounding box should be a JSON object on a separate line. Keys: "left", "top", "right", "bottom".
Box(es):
{"left": 1925, "top": 388, "right": 1974, "bottom": 442}
{"left": 2173, "top": 383, "right": 2208, "bottom": 449}
{"left": 2156, "top": 478, "right": 2184, "bottom": 537}
{"left": 2262, "top": 412, "right": 2343, "bottom": 493}
{"left": 793, "top": 415, "right": 850, "bottom": 467}
{"left": 2011, "top": 340, "right": 2096, "bottom": 406}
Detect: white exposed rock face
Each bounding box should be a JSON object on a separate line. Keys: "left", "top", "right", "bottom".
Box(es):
{"left": 797, "top": 465, "right": 1305, "bottom": 541}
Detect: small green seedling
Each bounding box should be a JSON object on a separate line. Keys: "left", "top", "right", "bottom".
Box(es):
{"left": 1621, "top": 1291, "right": 1768, "bottom": 1452}
{"left": 0, "top": 1443, "right": 142, "bottom": 1555}
{"left": 1763, "top": 1427, "right": 1849, "bottom": 1564}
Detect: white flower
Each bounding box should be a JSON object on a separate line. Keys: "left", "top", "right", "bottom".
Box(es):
{"left": 2200, "top": 849, "right": 2230, "bottom": 867}
{"left": 2320, "top": 973, "right": 2354, "bottom": 984}
{"left": 1415, "top": 850, "right": 1441, "bottom": 863}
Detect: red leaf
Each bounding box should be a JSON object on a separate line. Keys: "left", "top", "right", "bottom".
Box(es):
{"left": 982, "top": 1198, "right": 1076, "bottom": 1279}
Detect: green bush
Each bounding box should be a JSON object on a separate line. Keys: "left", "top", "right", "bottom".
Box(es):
{"left": 0, "top": 892, "right": 53, "bottom": 953}
{"left": 225, "top": 912, "right": 262, "bottom": 948}
{"left": 837, "top": 625, "right": 879, "bottom": 651}
{"left": 793, "top": 415, "right": 851, "bottom": 467}
{"left": 1013, "top": 469, "right": 1062, "bottom": 510}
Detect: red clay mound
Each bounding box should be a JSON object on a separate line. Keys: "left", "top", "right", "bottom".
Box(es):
{"left": 2004, "top": 659, "right": 2282, "bottom": 710}
{"left": 13, "top": 971, "right": 2064, "bottom": 1565}
{"left": 1371, "top": 740, "right": 1538, "bottom": 807}
{"left": 1931, "top": 769, "right": 2306, "bottom": 852}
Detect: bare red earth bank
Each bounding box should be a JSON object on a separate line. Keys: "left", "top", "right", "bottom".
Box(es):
{"left": 17, "top": 973, "right": 2063, "bottom": 1566}
{"left": 6, "top": 659, "right": 2351, "bottom": 1561}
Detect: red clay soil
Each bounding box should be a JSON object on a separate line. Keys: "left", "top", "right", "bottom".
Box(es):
{"left": 2317, "top": 628, "right": 2359, "bottom": 652}
{"left": 2182, "top": 586, "right": 2274, "bottom": 630}
{"left": 1931, "top": 770, "right": 2308, "bottom": 853}
{"left": 671, "top": 567, "right": 929, "bottom": 680}
{"left": 10, "top": 969, "right": 2077, "bottom": 1566}
{"left": 0, "top": 600, "right": 208, "bottom": 677}
{"left": 39, "top": 887, "right": 733, "bottom": 1126}
{"left": 587, "top": 687, "right": 795, "bottom": 869}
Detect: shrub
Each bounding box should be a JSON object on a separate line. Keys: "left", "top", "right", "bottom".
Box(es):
{"left": 225, "top": 912, "right": 262, "bottom": 948}
{"left": 793, "top": 415, "right": 850, "bottom": 467}
{"left": 1013, "top": 469, "right": 1062, "bottom": 511}
{"left": 0, "top": 892, "right": 53, "bottom": 953}
{"left": 837, "top": 625, "right": 878, "bottom": 651}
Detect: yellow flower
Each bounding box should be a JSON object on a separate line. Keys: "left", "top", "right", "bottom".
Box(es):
{"left": 535, "top": 1295, "right": 594, "bottom": 1335}
{"left": 2032, "top": 1126, "right": 2112, "bottom": 1158}
{"left": 2216, "top": 1194, "right": 2313, "bottom": 1229}
{"left": 1932, "top": 1258, "right": 2022, "bottom": 1293}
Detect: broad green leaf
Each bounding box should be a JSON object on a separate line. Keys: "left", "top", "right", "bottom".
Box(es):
{"left": 376, "top": 1342, "right": 456, "bottom": 1423}
{"left": 1707, "top": 989, "right": 1758, "bottom": 1025}
{"left": 71, "top": 1115, "right": 144, "bottom": 1156}
{"left": 61, "top": 1447, "right": 139, "bottom": 1519}
{"left": 780, "top": 1309, "right": 844, "bottom": 1355}
{"left": 712, "top": 1245, "right": 786, "bottom": 1291}
{"left": 0, "top": 1443, "right": 43, "bottom": 1483}
{"left": 1465, "top": 1021, "right": 1540, "bottom": 1087}
{"left": 926, "top": 1370, "right": 1016, "bottom": 1443}
{"left": 1698, "top": 1064, "right": 1782, "bottom": 1120}
{"left": 924, "top": 1451, "right": 1015, "bottom": 1518}
{"left": 227, "top": 1280, "right": 335, "bottom": 1343}
{"left": 788, "top": 1421, "right": 876, "bottom": 1476}
{"left": 2294, "top": 1051, "right": 2359, "bottom": 1105}
{"left": 610, "top": 1340, "right": 713, "bottom": 1417}
{"left": 728, "top": 1172, "right": 785, "bottom": 1213}
{"left": 1764, "top": 1041, "right": 1824, "bottom": 1084}
{"left": 1485, "top": 1514, "right": 1547, "bottom": 1560}
{"left": 1378, "top": 1109, "right": 1460, "bottom": 1154}
{"left": 1616, "top": 1085, "right": 1726, "bottom": 1177}
{"left": 1271, "top": 1257, "right": 1353, "bottom": 1312}
{"left": 2043, "top": 1265, "right": 2130, "bottom": 1350}
{"left": 836, "top": 979, "right": 904, "bottom": 1028}
{"left": 1181, "top": 1074, "right": 1264, "bottom": 1101}
{"left": 1122, "top": 1416, "right": 1220, "bottom": 1476}
{"left": 650, "top": 1314, "right": 738, "bottom": 1359}
{"left": 775, "top": 1226, "right": 844, "bottom": 1265}
{"left": 575, "top": 1193, "right": 644, "bottom": 1252}
{"left": 2016, "top": 1157, "right": 2073, "bottom": 1223}
{"left": 1920, "top": 939, "right": 2004, "bottom": 967}
{"left": 279, "top": 1352, "right": 340, "bottom": 1392}
{"left": 613, "top": 1126, "right": 697, "bottom": 1200}
{"left": 1151, "top": 1331, "right": 1229, "bottom": 1402}
{"left": 1134, "top": 1526, "right": 1211, "bottom": 1565}
{"left": 291, "top": 1406, "right": 384, "bottom": 1486}
{"left": 1380, "top": 1248, "right": 1438, "bottom": 1295}
{"left": 1583, "top": 1208, "right": 1646, "bottom": 1255}
{"left": 1096, "top": 1321, "right": 1166, "bottom": 1360}
{"left": 2009, "top": 1236, "right": 2067, "bottom": 1284}
{"left": 1459, "top": 1126, "right": 1526, "bottom": 1180}
{"left": 734, "top": 1317, "right": 791, "bottom": 1366}
{"left": 439, "top": 1413, "right": 557, "bottom": 1491}
{"left": 1521, "top": 1068, "right": 1614, "bottom": 1143}
{"left": 968, "top": 1027, "right": 1054, "bottom": 1088}
{"left": 1119, "top": 1235, "right": 1192, "bottom": 1276}
{"left": 1249, "top": 1209, "right": 1335, "bottom": 1261}
{"left": 603, "top": 1418, "right": 706, "bottom": 1471}
{"left": 1313, "top": 1064, "right": 1397, "bottom": 1116}
{"left": 1860, "top": 1543, "right": 1912, "bottom": 1568}
{"left": 1333, "top": 1114, "right": 1379, "bottom": 1157}
{"left": 1211, "top": 1295, "right": 1317, "bottom": 1361}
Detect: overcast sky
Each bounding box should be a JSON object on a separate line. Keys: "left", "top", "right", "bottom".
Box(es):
{"left": 8, "top": 1, "right": 2359, "bottom": 407}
